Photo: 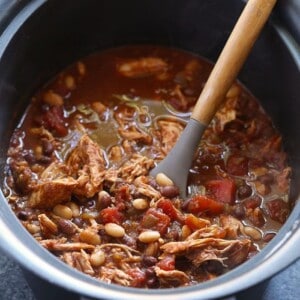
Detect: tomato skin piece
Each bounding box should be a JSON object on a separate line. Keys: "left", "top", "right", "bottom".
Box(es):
{"left": 206, "top": 179, "right": 236, "bottom": 204}
{"left": 156, "top": 255, "right": 175, "bottom": 271}
{"left": 186, "top": 195, "right": 224, "bottom": 215}
{"left": 141, "top": 208, "right": 170, "bottom": 235}
{"left": 99, "top": 207, "right": 124, "bottom": 224}
{"left": 184, "top": 214, "right": 210, "bottom": 231}
{"left": 157, "top": 198, "right": 184, "bottom": 223}
{"left": 42, "top": 106, "right": 68, "bottom": 137}
{"left": 127, "top": 269, "right": 147, "bottom": 287}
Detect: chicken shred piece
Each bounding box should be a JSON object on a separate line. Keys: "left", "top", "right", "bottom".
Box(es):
{"left": 40, "top": 238, "right": 95, "bottom": 251}
{"left": 38, "top": 213, "right": 58, "bottom": 236}
{"left": 119, "top": 154, "right": 154, "bottom": 183}
{"left": 67, "top": 134, "right": 106, "bottom": 197}
{"left": 117, "top": 57, "right": 167, "bottom": 78}
{"left": 28, "top": 163, "right": 77, "bottom": 208}
{"left": 157, "top": 119, "right": 184, "bottom": 156}
{"left": 155, "top": 266, "right": 189, "bottom": 286}
{"left": 62, "top": 250, "right": 95, "bottom": 275}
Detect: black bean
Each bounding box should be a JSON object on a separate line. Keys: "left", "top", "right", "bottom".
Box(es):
{"left": 263, "top": 232, "right": 276, "bottom": 242}
{"left": 41, "top": 138, "right": 54, "bottom": 155}
{"left": 204, "top": 261, "right": 223, "bottom": 275}
{"left": 38, "top": 155, "right": 52, "bottom": 164}
{"left": 72, "top": 217, "right": 84, "bottom": 227}
{"left": 146, "top": 277, "right": 159, "bottom": 289}
{"left": 145, "top": 265, "right": 154, "bottom": 274}
{"left": 97, "top": 192, "right": 112, "bottom": 209}
{"left": 57, "top": 219, "right": 76, "bottom": 235}
{"left": 232, "top": 204, "right": 246, "bottom": 219}
{"left": 23, "top": 151, "right": 36, "bottom": 165}
{"left": 160, "top": 185, "right": 180, "bottom": 198}
{"left": 142, "top": 255, "right": 158, "bottom": 267}
{"left": 148, "top": 178, "right": 159, "bottom": 190}
{"left": 86, "top": 199, "right": 96, "bottom": 208}
{"left": 17, "top": 210, "right": 31, "bottom": 221}
{"left": 122, "top": 234, "right": 137, "bottom": 249}
{"left": 237, "top": 184, "right": 252, "bottom": 199}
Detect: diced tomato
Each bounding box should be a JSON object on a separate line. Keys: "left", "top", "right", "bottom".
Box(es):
{"left": 226, "top": 155, "right": 248, "bottom": 176}
{"left": 157, "top": 198, "right": 184, "bottom": 223}
{"left": 156, "top": 255, "right": 175, "bottom": 271}
{"left": 184, "top": 214, "right": 210, "bottom": 231}
{"left": 141, "top": 208, "right": 170, "bottom": 235}
{"left": 186, "top": 195, "right": 224, "bottom": 215}
{"left": 115, "top": 185, "right": 131, "bottom": 203}
{"left": 99, "top": 207, "right": 124, "bottom": 224}
{"left": 42, "top": 106, "right": 68, "bottom": 136}
{"left": 127, "top": 268, "right": 146, "bottom": 287}
{"left": 206, "top": 179, "right": 236, "bottom": 204}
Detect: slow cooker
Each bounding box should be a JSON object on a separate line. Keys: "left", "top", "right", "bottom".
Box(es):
{"left": 0, "top": 0, "right": 299, "bottom": 299}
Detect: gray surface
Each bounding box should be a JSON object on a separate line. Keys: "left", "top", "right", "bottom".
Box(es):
{"left": 0, "top": 247, "right": 299, "bottom": 300}
{"left": 0, "top": 249, "right": 35, "bottom": 300}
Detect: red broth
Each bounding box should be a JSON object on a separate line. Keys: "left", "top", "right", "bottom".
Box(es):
{"left": 3, "top": 45, "right": 291, "bottom": 288}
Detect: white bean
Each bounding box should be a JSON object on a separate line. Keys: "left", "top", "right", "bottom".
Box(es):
{"left": 53, "top": 204, "right": 73, "bottom": 219}
{"left": 243, "top": 226, "right": 262, "bottom": 240}
{"left": 138, "top": 230, "right": 161, "bottom": 243}
{"left": 90, "top": 249, "right": 105, "bottom": 267}
{"left": 132, "top": 198, "right": 148, "bottom": 210}
{"left": 156, "top": 173, "right": 174, "bottom": 186}
{"left": 43, "top": 90, "right": 64, "bottom": 106}
{"left": 104, "top": 223, "right": 125, "bottom": 238}
{"left": 79, "top": 229, "right": 101, "bottom": 245}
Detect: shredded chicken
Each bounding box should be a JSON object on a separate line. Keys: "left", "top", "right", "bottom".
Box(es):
{"left": 28, "top": 164, "right": 77, "bottom": 208}
{"left": 155, "top": 267, "right": 189, "bottom": 286}
{"left": 40, "top": 238, "right": 95, "bottom": 251}
{"left": 117, "top": 57, "right": 167, "bottom": 78}
{"left": 119, "top": 155, "right": 155, "bottom": 183}
{"left": 62, "top": 250, "right": 95, "bottom": 275}
{"left": 38, "top": 213, "right": 58, "bottom": 237}
{"left": 157, "top": 119, "right": 185, "bottom": 155}
{"left": 118, "top": 126, "right": 152, "bottom": 145}
{"left": 161, "top": 237, "right": 251, "bottom": 268}
{"left": 67, "top": 134, "right": 106, "bottom": 197}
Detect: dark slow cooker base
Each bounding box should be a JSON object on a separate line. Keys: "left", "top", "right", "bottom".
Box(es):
{"left": 0, "top": 1, "right": 299, "bottom": 299}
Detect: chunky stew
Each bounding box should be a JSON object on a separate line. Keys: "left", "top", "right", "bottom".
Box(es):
{"left": 3, "top": 46, "right": 291, "bottom": 288}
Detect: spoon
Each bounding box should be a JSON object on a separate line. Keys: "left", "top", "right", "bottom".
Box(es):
{"left": 150, "top": 0, "right": 277, "bottom": 197}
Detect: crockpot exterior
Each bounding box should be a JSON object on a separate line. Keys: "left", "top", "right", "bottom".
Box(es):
{"left": 0, "top": 1, "right": 299, "bottom": 299}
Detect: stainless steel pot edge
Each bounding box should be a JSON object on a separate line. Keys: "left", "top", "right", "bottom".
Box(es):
{"left": 272, "top": 20, "right": 300, "bottom": 70}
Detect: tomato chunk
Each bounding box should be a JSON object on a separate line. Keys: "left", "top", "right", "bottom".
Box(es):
{"left": 184, "top": 214, "right": 210, "bottom": 231}
{"left": 127, "top": 268, "right": 146, "bottom": 287}
{"left": 42, "top": 106, "right": 68, "bottom": 137}
{"left": 186, "top": 195, "right": 224, "bottom": 215}
{"left": 206, "top": 179, "right": 236, "bottom": 204}
{"left": 141, "top": 208, "right": 170, "bottom": 235}
{"left": 157, "top": 198, "right": 184, "bottom": 223}
{"left": 156, "top": 255, "right": 175, "bottom": 271}
{"left": 99, "top": 207, "right": 124, "bottom": 224}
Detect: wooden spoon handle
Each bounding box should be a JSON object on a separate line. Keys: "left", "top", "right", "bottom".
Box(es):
{"left": 191, "top": 0, "right": 277, "bottom": 125}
